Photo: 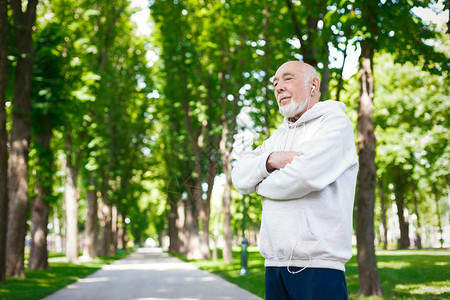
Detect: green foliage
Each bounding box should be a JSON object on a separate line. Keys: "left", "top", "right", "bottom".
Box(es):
{"left": 8, "top": 0, "right": 447, "bottom": 259}
{"left": 374, "top": 52, "right": 449, "bottom": 229}
{"left": 25, "top": 0, "right": 158, "bottom": 245}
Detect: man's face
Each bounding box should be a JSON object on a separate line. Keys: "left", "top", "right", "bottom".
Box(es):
{"left": 273, "top": 62, "right": 310, "bottom": 118}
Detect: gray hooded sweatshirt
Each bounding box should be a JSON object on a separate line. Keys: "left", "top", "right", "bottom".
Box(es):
{"left": 231, "top": 100, "right": 358, "bottom": 272}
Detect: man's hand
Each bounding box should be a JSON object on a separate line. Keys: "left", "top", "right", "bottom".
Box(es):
{"left": 266, "top": 151, "right": 300, "bottom": 172}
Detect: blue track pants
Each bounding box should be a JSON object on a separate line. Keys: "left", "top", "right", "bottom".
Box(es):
{"left": 265, "top": 267, "right": 348, "bottom": 300}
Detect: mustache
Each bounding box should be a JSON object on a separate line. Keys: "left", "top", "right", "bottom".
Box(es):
{"left": 277, "top": 93, "right": 292, "bottom": 102}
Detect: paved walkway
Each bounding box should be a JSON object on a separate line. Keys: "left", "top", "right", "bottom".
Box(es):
{"left": 43, "top": 248, "right": 263, "bottom": 300}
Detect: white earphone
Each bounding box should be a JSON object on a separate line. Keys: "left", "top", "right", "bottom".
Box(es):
{"left": 311, "top": 85, "right": 316, "bottom": 92}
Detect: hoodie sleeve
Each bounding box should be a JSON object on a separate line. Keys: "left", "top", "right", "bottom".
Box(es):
{"left": 231, "top": 140, "right": 273, "bottom": 195}
{"left": 256, "top": 112, "right": 358, "bottom": 200}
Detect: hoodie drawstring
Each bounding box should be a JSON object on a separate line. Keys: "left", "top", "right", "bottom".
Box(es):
{"left": 283, "top": 122, "right": 312, "bottom": 275}
{"left": 287, "top": 244, "right": 312, "bottom": 274}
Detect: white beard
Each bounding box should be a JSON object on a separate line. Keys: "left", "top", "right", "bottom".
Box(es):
{"left": 278, "top": 94, "right": 310, "bottom": 118}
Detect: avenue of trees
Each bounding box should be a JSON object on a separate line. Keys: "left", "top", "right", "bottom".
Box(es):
{"left": 0, "top": 0, "right": 448, "bottom": 297}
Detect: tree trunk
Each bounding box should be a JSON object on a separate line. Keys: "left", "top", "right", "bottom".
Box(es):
{"left": 218, "top": 93, "right": 234, "bottom": 263}
{"left": 0, "top": 0, "right": 9, "bottom": 283}
{"left": 378, "top": 180, "right": 388, "bottom": 250}
{"left": 199, "top": 157, "right": 216, "bottom": 259}
{"left": 164, "top": 128, "right": 183, "bottom": 254}
{"left": 433, "top": 185, "right": 443, "bottom": 248}
{"left": 355, "top": 39, "right": 383, "bottom": 296}
{"left": 412, "top": 187, "right": 422, "bottom": 249}
{"left": 29, "top": 127, "right": 52, "bottom": 270}
{"left": 180, "top": 61, "right": 206, "bottom": 260}
{"left": 29, "top": 187, "right": 50, "bottom": 270}
{"left": 336, "top": 37, "right": 350, "bottom": 102}
{"left": 218, "top": 76, "right": 240, "bottom": 264}
{"left": 177, "top": 199, "right": 186, "bottom": 254}
{"left": 111, "top": 204, "right": 118, "bottom": 252}
{"left": 63, "top": 130, "right": 80, "bottom": 263}
{"left": 222, "top": 155, "right": 233, "bottom": 264}
{"left": 395, "top": 184, "right": 410, "bottom": 249}
{"left": 211, "top": 215, "right": 220, "bottom": 261}
{"left": 53, "top": 206, "right": 62, "bottom": 252}
{"left": 6, "top": 0, "right": 38, "bottom": 278}
{"left": 198, "top": 101, "right": 218, "bottom": 259}
{"left": 82, "top": 174, "right": 97, "bottom": 259}
{"left": 117, "top": 211, "right": 124, "bottom": 250}
{"left": 168, "top": 196, "right": 181, "bottom": 253}
{"left": 121, "top": 222, "right": 127, "bottom": 251}
{"left": 98, "top": 189, "right": 112, "bottom": 257}
{"left": 64, "top": 153, "right": 79, "bottom": 263}
{"left": 184, "top": 178, "right": 202, "bottom": 260}
{"left": 319, "top": 53, "right": 330, "bottom": 101}
{"left": 199, "top": 204, "right": 211, "bottom": 259}
{"left": 184, "top": 199, "right": 200, "bottom": 259}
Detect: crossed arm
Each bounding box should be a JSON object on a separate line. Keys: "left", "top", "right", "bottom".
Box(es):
{"left": 231, "top": 113, "right": 357, "bottom": 200}
{"left": 266, "top": 151, "right": 299, "bottom": 173}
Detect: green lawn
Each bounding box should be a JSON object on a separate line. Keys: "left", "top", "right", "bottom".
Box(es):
{"left": 1, "top": 248, "right": 448, "bottom": 300}
{"left": 187, "top": 247, "right": 450, "bottom": 299}
{"left": 0, "top": 252, "right": 129, "bottom": 300}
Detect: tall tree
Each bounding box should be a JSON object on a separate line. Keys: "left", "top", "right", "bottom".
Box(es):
{"left": 151, "top": 0, "right": 211, "bottom": 260}
{"left": 352, "top": 0, "right": 447, "bottom": 294}
{"left": 392, "top": 167, "right": 411, "bottom": 249}
{"left": 83, "top": 174, "right": 97, "bottom": 259}
{"left": 6, "top": 0, "right": 38, "bottom": 278}
{"left": 64, "top": 132, "right": 79, "bottom": 263}
{"left": 151, "top": 0, "right": 268, "bottom": 260}
{"left": 377, "top": 179, "right": 388, "bottom": 250}
{"left": 28, "top": 20, "right": 67, "bottom": 269}
{"left": 355, "top": 35, "right": 383, "bottom": 295}
{"left": 0, "top": 0, "right": 9, "bottom": 283}
{"left": 28, "top": 126, "right": 52, "bottom": 270}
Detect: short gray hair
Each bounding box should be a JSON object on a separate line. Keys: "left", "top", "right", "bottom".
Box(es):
{"left": 298, "top": 63, "right": 319, "bottom": 86}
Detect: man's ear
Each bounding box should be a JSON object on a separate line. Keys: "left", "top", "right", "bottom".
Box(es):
{"left": 311, "top": 77, "right": 320, "bottom": 96}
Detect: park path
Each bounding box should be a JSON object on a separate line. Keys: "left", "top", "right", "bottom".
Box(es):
{"left": 43, "top": 247, "right": 262, "bottom": 300}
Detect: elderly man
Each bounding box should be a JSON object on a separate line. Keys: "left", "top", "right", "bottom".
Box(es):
{"left": 231, "top": 61, "right": 358, "bottom": 300}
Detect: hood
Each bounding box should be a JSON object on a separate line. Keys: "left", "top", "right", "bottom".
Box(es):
{"left": 284, "top": 100, "right": 346, "bottom": 129}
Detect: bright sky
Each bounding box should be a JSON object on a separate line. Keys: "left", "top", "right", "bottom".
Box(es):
{"left": 130, "top": 0, "right": 152, "bottom": 36}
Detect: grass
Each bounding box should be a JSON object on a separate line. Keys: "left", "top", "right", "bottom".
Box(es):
{"left": 1, "top": 247, "right": 447, "bottom": 299}
{"left": 184, "top": 247, "right": 450, "bottom": 299}
{"left": 0, "top": 251, "right": 130, "bottom": 300}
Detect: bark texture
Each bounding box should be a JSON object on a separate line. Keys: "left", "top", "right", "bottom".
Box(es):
{"left": 355, "top": 39, "right": 383, "bottom": 296}
{"left": 0, "top": 0, "right": 9, "bottom": 283}
{"left": 6, "top": 0, "right": 38, "bottom": 278}
{"left": 64, "top": 149, "right": 79, "bottom": 263}
{"left": 395, "top": 182, "right": 410, "bottom": 249}
{"left": 82, "top": 175, "right": 97, "bottom": 259}
{"left": 168, "top": 195, "right": 181, "bottom": 252}
{"left": 378, "top": 180, "right": 388, "bottom": 250}
{"left": 29, "top": 127, "right": 52, "bottom": 270}
{"left": 412, "top": 188, "right": 422, "bottom": 249}
{"left": 221, "top": 155, "right": 233, "bottom": 264}
{"left": 97, "top": 190, "right": 112, "bottom": 257}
